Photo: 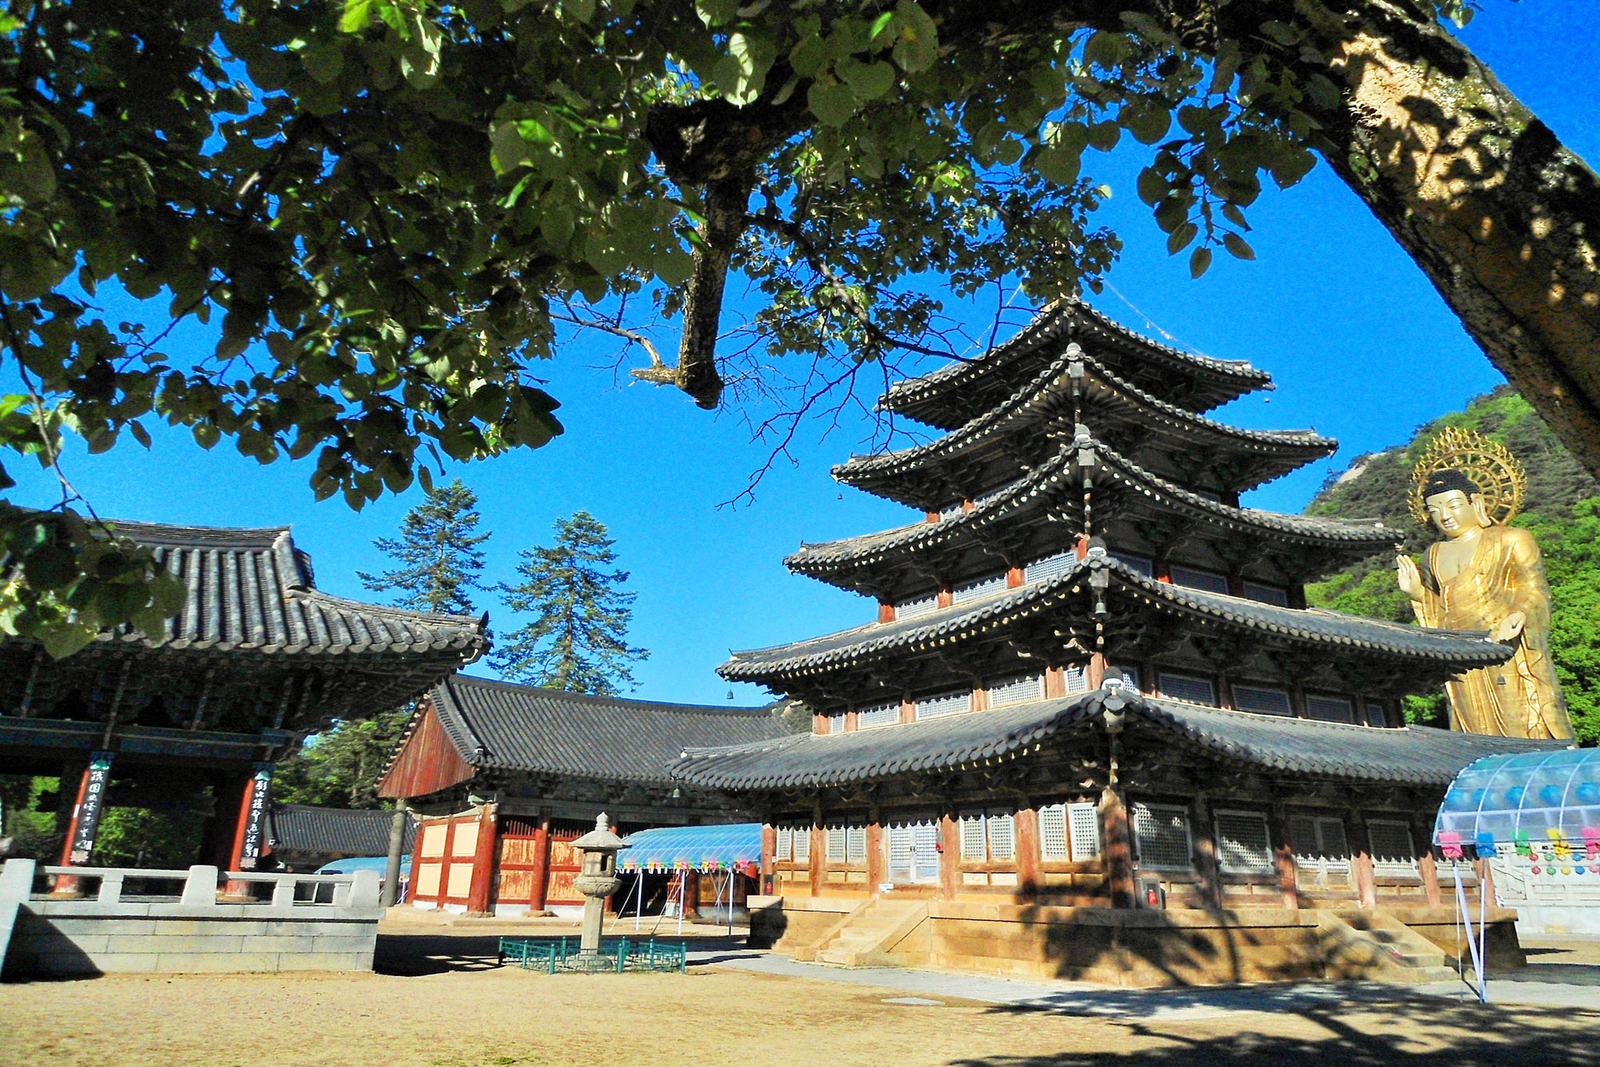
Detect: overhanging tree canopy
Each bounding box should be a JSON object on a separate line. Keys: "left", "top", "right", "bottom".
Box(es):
{"left": 1, "top": 0, "right": 1595, "bottom": 649}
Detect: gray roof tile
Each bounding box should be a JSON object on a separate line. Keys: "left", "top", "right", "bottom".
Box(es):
{"left": 268, "top": 804, "right": 415, "bottom": 857}
{"left": 670, "top": 686, "right": 1566, "bottom": 791}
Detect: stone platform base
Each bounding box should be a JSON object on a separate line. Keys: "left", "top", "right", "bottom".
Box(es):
{"left": 751, "top": 895, "right": 1525, "bottom": 987}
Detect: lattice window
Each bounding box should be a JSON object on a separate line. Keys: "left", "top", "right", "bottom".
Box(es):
{"left": 825, "top": 826, "right": 846, "bottom": 861}
{"left": 952, "top": 572, "right": 1009, "bottom": 604}
{"left": 1069, "top": 803, "right": 1102, "bottom": 861}
{"left": 1109, "top": 551, "right": 1155, "bottom": 577}
{"left": 959, "top": 811, "right": 1016, "bottom": 862}
{"left": 825, "top": 711, "right": 847, "bottom": 734}
{"left": 1234, "top": 685, "right": 1293, "bottom": 717}
{"left": 1291, "top": 814, "right": 1351, "bottom": 888}
{"left": 886, "top": 820, "right": 940, "bottom": 884}
{"left": 1158, "top": 671, "right": 1217, "bottom": 706}
{"left": 775, "top": 826, "right": 793, "bottom": 861}
{"left": 1241, "top": 581, "right": 1290, "bottom": 606}
{"left": 1214, "top": 810, "right": 1275, "bottom": 873}
{"left": 1063, "top": 663, "right": 1092, "bottom": 694}
{"left": 1364, "top": 703, "right": 1389, "bottom": 728}
{"left": 846, "top": 825, "right": 868, "bottom": 864}
{"left": 1040, "top": 805, "right": 1069, "bottom": 861}
{"left": 793, "top": 826, "right": 810, "bottom": 863}
{"left": 1025, "top": 550, "right": 1075, "bottom": 584}
{"left": 1133, "top": 801, "right": 1192, "bottom": 869}
{"left": 1305, "top": 695, "right": 1355, "bottom": 723}
{"left": 915, "top": 689, "right": 971, "bottom": 720}
{"left": 1170, "top": 565, "right": 1230, "bottom": 594}
{"left": 857, "top": 701, "right": 901, "bottom": 729}
{"left": 1368, "top": 819, "right": 1418, "bottom": 876}
{"left": 987, "top": 674, "right": 1044, "bottom": 708}
{"left": 896, "top": 593, "right": 940, "bottom": 620}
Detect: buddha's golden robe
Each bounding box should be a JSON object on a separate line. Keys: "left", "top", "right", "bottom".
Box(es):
{"left": 1410, "top": 525, "right": 1572, "bottom": 739}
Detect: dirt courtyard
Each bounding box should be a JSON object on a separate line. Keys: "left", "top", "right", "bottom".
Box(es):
{"left": 3, "top": 921, "right": 1596, "bottom": 1067}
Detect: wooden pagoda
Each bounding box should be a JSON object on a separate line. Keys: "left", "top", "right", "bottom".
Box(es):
{"left": 0, "top": 521, "right": 487, "bottom": 890}
{"left": 671, "top": 300, "right": 1566, "bottom": 984}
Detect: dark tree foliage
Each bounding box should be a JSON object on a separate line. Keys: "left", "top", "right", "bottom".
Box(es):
{"left": 1306, "top": 388, "right": 1599, "bottom": 742}
{"left": 358, "top": 478, "right": 490, "bottom": 617}
{"left": 492, "top": 510, "right": 648, "bottom": 696}
{"left": 272, "top": 704, "right": 413, "bottom": 810}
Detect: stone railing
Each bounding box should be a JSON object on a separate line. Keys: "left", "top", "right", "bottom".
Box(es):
{"left": 1, "top": 858, "right": 382, "bottom": 977}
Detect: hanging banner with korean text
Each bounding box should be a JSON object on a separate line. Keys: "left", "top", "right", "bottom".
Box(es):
{"left": 67, "top": 752, "right": 115, "bottom": 865}
{"left": 237, "top": 763, "right": 273, "bottom": 870}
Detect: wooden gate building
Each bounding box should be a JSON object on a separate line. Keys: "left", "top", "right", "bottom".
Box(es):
{"left": 378, "top": 673, "right": 790, "bottom": 914}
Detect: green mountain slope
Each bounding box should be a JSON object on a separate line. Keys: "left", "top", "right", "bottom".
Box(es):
{"left": 1304, "top": 386, "right": 1599, "bottom": 744}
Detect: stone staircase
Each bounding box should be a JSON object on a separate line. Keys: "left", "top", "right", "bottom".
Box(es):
{"left": 797, "top": 898, "right": 929, "bottom": 967}
{"left": 1316, "top": 910, "right": 1459, "bottom": 984}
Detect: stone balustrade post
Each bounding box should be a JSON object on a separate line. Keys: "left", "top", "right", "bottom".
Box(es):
{"left": 181, "top": 865, "right": 220, "bottom": 907}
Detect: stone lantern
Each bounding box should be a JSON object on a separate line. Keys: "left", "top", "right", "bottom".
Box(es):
{"left": 571, "top": 812, "right": 628, "bottom": 958}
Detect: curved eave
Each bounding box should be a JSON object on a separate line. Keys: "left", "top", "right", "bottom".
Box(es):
{"left": 790, "top": 441, "right": 1395, "bottom": 587}
{"left": 719, "top": 557, "right": 1511, "bottom": 685}
{"left": 880, "top": 301, "right": 1272, "bottom": 428}
{"left": 836, "top": 352, "right": 1334, "bottom": 498}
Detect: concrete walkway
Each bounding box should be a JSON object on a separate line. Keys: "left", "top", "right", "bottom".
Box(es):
{"left": 690, "top": 941, "right": 1600, "bottom": 1019}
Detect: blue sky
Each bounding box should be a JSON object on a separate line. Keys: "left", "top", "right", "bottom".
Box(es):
{"left": 7, "top": 5, "right": 1597, "bottom": 709}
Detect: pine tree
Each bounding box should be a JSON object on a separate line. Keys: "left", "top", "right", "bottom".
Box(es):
{"left": 358, "top": 479, "right": 490, "bottom": 616}
{"left": 492, "top": 511, "right": 648, "bottom": 696}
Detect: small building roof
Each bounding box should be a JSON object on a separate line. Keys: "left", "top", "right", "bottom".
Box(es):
{"left": 411, "top": 673, "right": 794, "bottom": 788}
{"left": 268, "top": 804, "right": 415, "bottom": 857}
{"left": 670, "top": 685, "right": 1566, "bottom": 792}
{"left": 96, "top": 521, "right": 488, "bottom": 658}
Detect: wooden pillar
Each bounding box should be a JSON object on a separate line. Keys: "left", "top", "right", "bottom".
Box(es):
{"left": 1006, "top": 565, "right": 1025, "bottom": 588}
{"left": 466, "top": 803, "right": 499, "bottom": 916}
{"left": 938, "top": 814, "right": 960, "bottom": 901}
{"left": 1043, "top": 667, "right": 1066, "bottom": 699}
{"left": 761, "top": 824, "right": 778, "bottom": 883}
{"left": 1101, "top": 787, "right": 1136, "bottom": 909}
{"left": 1414, "top": 807, "right": 1443, "bottom": 906}
{"left": 1015, "top": 806, "right": 1041, "bottom": 896}
{"left": 51, "top": 754, "right": 112, "bottom": 897}
{"left": 809, "top": 817, "right": 825, "bottom": 897}
{"left": 877, "top": 601, "right": 895, "bottom": 623}
{"left": 1191, "top": 793, "right": 1224, "bottom": 911}
{"left": 1269, "top": 803, "right": 1300, "bottom": 910}
{"left": 223, "top": 764, "right": 274, "bottom": 898}
{"left": 214, "top": 771, "right": 260, "bottom": 898}
{"left": 866, "top": 818, "right": 885, "bottom": 892}
{"left": 527, "top": 812, "right": 552, "bottom": 913}
{"left": 1349, "top": 807, "right": 1378, "bottom": 908}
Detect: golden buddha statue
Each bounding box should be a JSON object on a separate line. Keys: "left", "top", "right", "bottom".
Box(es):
{"left": 1395, "top": 428, "right": 1572, "bottom": 739}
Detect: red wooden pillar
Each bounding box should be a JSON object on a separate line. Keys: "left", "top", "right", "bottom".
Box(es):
{"left": 866, "top": 819, "right": 885, "bottom": 892}
{"left": 1101, "top": 787, "right": 1136, "bottom": 909}
{"left": 527, "top": 813, "right": 552, "bottom": 913}
{"left": 50, "top": 755, "right": 108, "bottom": 897}
{"left": 1270, "top": 803, "right": 1300, "bottom": 910}
{"left": 761, "top": 824, "right": 778, "bottom": 886}
{"left": 219, "top": 771, "right": 263, "bottom": 898}
{"left": 683, "top": 870, "right": 702, "bottom": 921}
{"left": 1015, "top": 807, "right": 1041, "bottom": 896}
{"left": 466, "top": 803, "right": 499, "bottom": 916}
{"left": 938, "top": 814, "right": 960, "bottom": 901}
{"left": 809, "top": 823, "right": 825, "bottom": 897}
{"left": 1349, "top": 808, "right": 1378, "bottom": 908}
{"left": 1415, "top": 809, "right": 1444, "bottom": 906}
{"left": 1191, "top": 793, "right": 1224, "bottom": 911}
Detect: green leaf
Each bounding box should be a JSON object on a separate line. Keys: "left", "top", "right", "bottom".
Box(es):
{"left": 695, "top": 0, "right": 738, "bottom": 26}
{"left": 891, "top": 0, "right": 939, "bottom": 73}
{"left": 1189, "top": 246, "right": 1212, "bottom": 278}
{"left": 340, "top": 0, "right": 376, "bottom": 33}
{"left": 808, "top": 82, "right": 857, "bottom": 127}
{"left": 1166, "top": 221, "right": 1198, "bottom": 255}
{"left": 1222, "top": 232, "right": 1256, "bottom": 260}
{"left": 1136, "top": 167, "right": 1168, "bottom": 207}
{"left": 1034, "top": 142, "right": 1082, "bottom": 187}
{"left": 838, "top": 59, "right": 895, "bottom": 102}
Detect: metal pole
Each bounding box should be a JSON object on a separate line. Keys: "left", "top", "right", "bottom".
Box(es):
{"left": 381, "top": 800, "right": 409, "bottom": 908}
{"left": 677, "top": 869, "right": 686, "bottom": 935}
{"left": 726, "top": 869, "right": 733, "bottom": 933}
{"left": 634, "top": 868, "right": 646, "bottom": 931}
{"left": 1478, "top": 854, "right": 1490, "bottom": 1004}
{"left": 1453, "top": 861, "right": 1483, "bottom": 998}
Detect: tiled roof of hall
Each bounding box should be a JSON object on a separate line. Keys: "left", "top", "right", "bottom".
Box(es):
{"left": 834, "top": 346, "right": 1336, "bottom": 503}
{"left": 668, "top": 682, "right": 1565, "bottom": 792}
{"left": 78, "top": 520, "right": 489, "bottom": 657}
{"left": 424, "top": 672, "right": 794, "bottom": 786}
{"left": 718, "top": 553, "right": 1511, "bottom": 686}
{"left": 879, "top": 299, "right": 1275, "bottom": 430}
{"left": 788, "top": 437, "right": 1395, "bottom": 583}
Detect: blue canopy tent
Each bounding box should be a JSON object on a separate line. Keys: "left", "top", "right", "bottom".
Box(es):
{"left": 615, "top": 823, "right": 763, "bottom": 933}
{"left": 1433, "top": 748, "right": 1597, "bottom": 1000}
{"left": 315, "top": 855, "right": 413, "bottom": 902}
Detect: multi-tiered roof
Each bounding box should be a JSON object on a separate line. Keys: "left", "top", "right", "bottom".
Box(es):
{"left": 715, "top": 300, "right": 1510, "bottom": 720}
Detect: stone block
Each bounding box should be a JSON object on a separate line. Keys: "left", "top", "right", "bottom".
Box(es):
{"left": 84, "top": 951, "right": 163, "bottom": 974}
{"left": 306, "top": 934, "right": 378, "bottom": 955}
{"left": 55, "top": 917, "right": 159, "bottom": 937}
{"left": 243, "top": 934, "right": 319, "bottom": 954}
{"left": 106, "top": 933, "right": 244, "bottom": 955}
{"left": 152, "top": 918, "right": 266, "bottom": 937}
{"left": 13, "top": 928, "right": 110, "bottom": 956}
{"left": 158, "top": 951, "right": 282, "bottom": 973}
{"left": 275, "top": 951, "right": 366, "bottom": 972}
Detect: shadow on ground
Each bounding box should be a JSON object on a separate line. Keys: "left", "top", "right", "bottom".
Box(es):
{"left": 374, "top": 930, "right": 751, "bottom": 976}
{"left": 954, "top": 996, "right": 1599, "bottom": 1067}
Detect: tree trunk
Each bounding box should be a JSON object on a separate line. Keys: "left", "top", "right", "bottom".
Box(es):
{"left": 1281, "top": 0, "right": 1600, "bottom": 473}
